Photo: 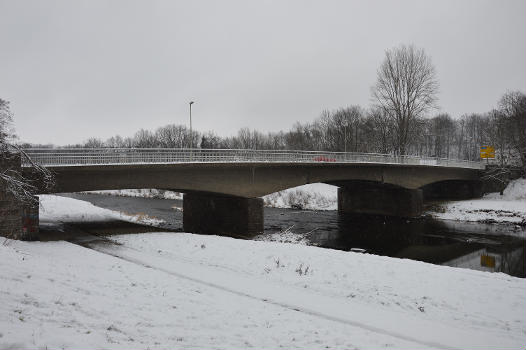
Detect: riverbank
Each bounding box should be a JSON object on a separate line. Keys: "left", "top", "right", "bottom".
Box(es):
{"left": 39, "top": 194, "right": 164, "bottom": 228}
{"left": 264, "top": 180, "right": 526, "bottom": 227}
{"left": 2, "top": 196, "right": 525, "bottom": 349}
{"left": 84, "top": 185, "right": 338, "bottom": 211}
{"left": 262, "top": 183, "right": 337, "bottom": 210}
{"left": 82, "top": 188, "right": 183, "bottom": 200}
{"left": 428, "top": 178, "right": 526, "bottom": 225}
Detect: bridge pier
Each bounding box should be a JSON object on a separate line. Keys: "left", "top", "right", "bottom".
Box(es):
{"left": 183, "top": 192, "right": 264, "bottom": 236}
{"left": 422, "top": 180, "right": 482, "bottom": 200}
{"left": 338, "top": 182, "right": 423, "bottom": 218}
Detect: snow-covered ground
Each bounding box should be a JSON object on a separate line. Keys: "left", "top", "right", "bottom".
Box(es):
{"left": 83, "top": 189, "right": 183, "bottom": 200}
{"left": 39, "top": 195, "right": 164, "bottom": 227}
{"left": 263, "top": 183, "right": 337, "bottom": 210}
{"left": 429, "top": 178, "right": 526, "bottom": 225}
{"left": 1, "top": 195, "right": 525, "bottom": 349}
{"left": 255, "top": 225, "right": 313, "bottom": 245}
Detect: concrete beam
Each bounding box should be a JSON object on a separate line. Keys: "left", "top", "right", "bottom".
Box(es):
{"left": 29, "top": 163, "right": 480, "bottom": 198}
{"left": 183, "top": 193, "right": 263, "bottom": 236}
{"left": 338, "top": 182, "right": 423, "bottom": 217}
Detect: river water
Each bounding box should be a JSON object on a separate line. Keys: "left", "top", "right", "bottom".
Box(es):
{"left": 60, "top": 193, "right": 526, "bottom": 278}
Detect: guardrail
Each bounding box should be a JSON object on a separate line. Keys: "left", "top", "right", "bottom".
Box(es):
{"left": 20, "top": 148, "right": 484, "bottom": 169}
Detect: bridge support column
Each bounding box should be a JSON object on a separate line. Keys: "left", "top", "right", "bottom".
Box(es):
{"left": 338, "top": 182, "right": 423, "bottom": 218}
{"left": 422, "top": 180, "right": 482, "bottom": 200}
{"left": 0, "top": 152, "right": 39, "bottom": 240}
{"left": 183, "top": 193, "right": 263, "bottom": 236}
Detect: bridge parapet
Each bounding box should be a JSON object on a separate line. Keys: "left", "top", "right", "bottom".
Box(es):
{"left": 22, "top": 148, "right": 484, "bottom": 169}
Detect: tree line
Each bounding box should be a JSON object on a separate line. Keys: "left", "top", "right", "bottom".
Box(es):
{"left": 29, "top": 89, "right": 522, "bottom": 167}
{"left": 16, "top": 45, "right": 526, "bottom": 166}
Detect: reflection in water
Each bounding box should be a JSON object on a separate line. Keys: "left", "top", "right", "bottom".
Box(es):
{"left": 266, "top": 209, "right": 526, "bottom": 278}
{"left": 443, "top": 246, "right": 525, "bottom": 277}
{"left": 62, "top": 193, "right": 526, "bottom": 278}
{"left": 333, "top": 214, "right": 525, "bottom": 277}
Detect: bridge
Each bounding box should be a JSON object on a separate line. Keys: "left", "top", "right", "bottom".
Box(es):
{"left": 3, "top": 148, "right": 483, "bottom": 239}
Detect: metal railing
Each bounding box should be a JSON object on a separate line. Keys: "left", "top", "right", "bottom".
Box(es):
{"left": 20, "top": 148, "right": 484, "bottom": 169}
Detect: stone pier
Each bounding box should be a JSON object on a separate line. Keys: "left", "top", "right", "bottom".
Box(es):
{"left": 0, "top": 152, "right": 39, "bottom": 240}
{"left": 338, "top": 181, "right": 423, "bottom": 218}
{"left": 422, "top": 180, "right": 483, "bottom": 200}
{"left": 183, "top": 192, "right": 263, "bottom": 236}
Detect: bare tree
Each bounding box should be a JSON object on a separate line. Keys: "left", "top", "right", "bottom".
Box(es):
{"left": 155, "top": 124, "right": 193, "bottom": 148}
{"left": 285, "top": 122, "right": 316, "bottom": 151}
{"left": 0, "top": 99, "right": 54, "bottom": 206}
{"left": 0, "top": 99, "right": 15, "bottom": 151}
{"left": 341, "top": 106, "right": 364, "bottom": 152}
{"left": 499, "top": 91, "right": 526, "bottom": 166}
{"left": 84, "top": 137, "right": 105, "bottom": 148}
{"left": 368, "top": 107, "right": 392, "bottom": 154}
{"left": 372, "top": 44, "right": 439, "bottom": 155}
{"left": 105, "top": 135, "right": 125, "bottom": 148}
{"left": 429, "top": 114, "right": 456, "bottom": 158}
{"left": 133, "top": 129, "right": 158, "bottom": 148}
{"left": 200, "top": 131, "right": 222, "bottom": 149}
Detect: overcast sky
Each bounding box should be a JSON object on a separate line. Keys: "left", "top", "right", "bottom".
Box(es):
{"left": 1, "top": 0, "right": 525, "bottom": 145}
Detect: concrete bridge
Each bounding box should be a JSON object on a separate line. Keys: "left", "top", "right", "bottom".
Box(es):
{"left": 9, "top": 148, "right": 483, "bottom": 237}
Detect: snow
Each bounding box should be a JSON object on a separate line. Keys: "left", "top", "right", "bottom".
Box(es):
{"left": 429, "top": 178, "right": 526, "bottom": 225}
{"left": 484, "top": 178, "right": 526, "bottom": 201}
{"left": 1, "top": 195, "right": 525, "bottom": 349}
{"left": 268, "top": 181, "right": 525, "bottom": 223}
{"left": 39, "top": 194, "right": 164, "bottom": 227}
{"left": 0, "top": 239, "right": 435, "bottom": 350}
{"left": 255, "top": 225, "right": 313, "bottom": 245}
{"left": 263, "top": 183, "right": 337, "bottom": 210}
{"left": 84, "top": 184, "right": 338, "bottom": 211}
{"left": 83, "top": 189, "right": 183, "bottom": 200}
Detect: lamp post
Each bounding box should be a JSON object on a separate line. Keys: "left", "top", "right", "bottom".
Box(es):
{"left": 189, "top": 101, "right": 194, "bottom": 149}
{"left": 344, "top": 122, "right": 348, "bottom": 153}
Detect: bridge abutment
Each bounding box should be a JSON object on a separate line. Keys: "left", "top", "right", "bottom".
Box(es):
{"left": 183, "top": 193, "right": 263, "bottom": 236}
{"left": 338, "top": 182, "right": 423, "bottom": 218}
{"left": 422, "top": 180, "right": 483, "bottom": 200}
{"left": 0, "top": 152, "right": 39, "bottom": 240}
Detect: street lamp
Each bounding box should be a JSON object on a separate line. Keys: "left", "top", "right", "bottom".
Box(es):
{"left": 343, "top": 121, "right": 348, "bottom": 153}
{"left": 189, "top": 101, "right": 194, "bottom": 148}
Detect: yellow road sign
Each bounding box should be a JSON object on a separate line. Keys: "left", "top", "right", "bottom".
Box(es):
{"left": 480, "top": 254, "right": 496, "bottom": 268}
{"left": 480, "top": 146, "right": 495, "bottom": 159}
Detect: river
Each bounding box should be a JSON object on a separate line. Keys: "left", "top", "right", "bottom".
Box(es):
{"left": 58, "top": 193, "right": 526, "bottom": 278}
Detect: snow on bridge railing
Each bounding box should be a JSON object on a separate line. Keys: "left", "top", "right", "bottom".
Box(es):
{"left": 20, "top": 148, "right": 484, "bottom": 169}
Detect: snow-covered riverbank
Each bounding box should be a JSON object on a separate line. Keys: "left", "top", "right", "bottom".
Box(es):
{"left": 39, "top": 195, "right": 165, "bottom": 227}
{"left": 85, "top": 185, "right": 338, "bottom": 211}
{"left": 263, "top": 179, "right": 526, "bottom": 226}
{"left": 428, "top": 178, "right": 526, "bottom": 225}
{"left": 263, "top": 183, "right": 337, "bottom": 210}
{"left": 83, "top": 188, "right": 183, "bottom": 200}
{"left": 1, "top": 195, "right": 525, "bottom": 349}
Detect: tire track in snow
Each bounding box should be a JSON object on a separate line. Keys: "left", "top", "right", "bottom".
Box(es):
{"left": 71, "top": 236, "right": 459, "bottom": 350}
